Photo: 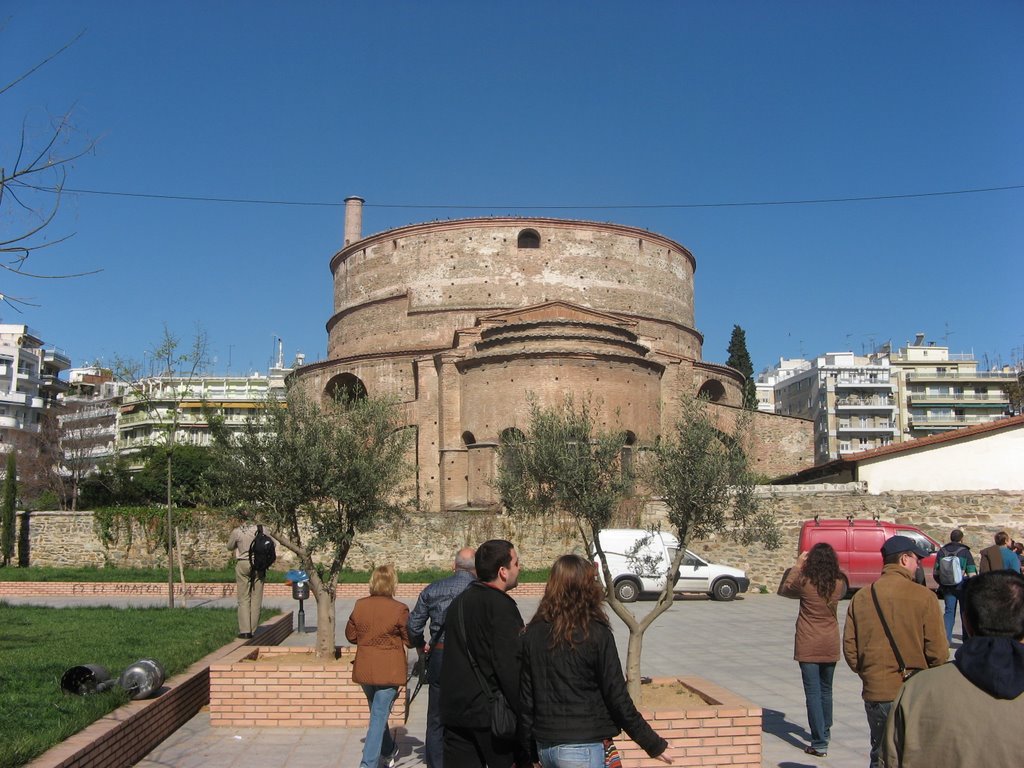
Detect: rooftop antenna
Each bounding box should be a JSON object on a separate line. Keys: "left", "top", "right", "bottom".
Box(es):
{"left": 943, "top": 322, "right": 955, "bottom": 347}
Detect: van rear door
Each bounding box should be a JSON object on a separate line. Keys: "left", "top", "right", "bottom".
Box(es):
{"left": 850, "top": 527, "right": 887, "bottom": 587}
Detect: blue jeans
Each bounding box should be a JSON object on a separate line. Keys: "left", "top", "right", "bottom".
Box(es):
{"left": 798, "top": 662, "right": 835, "bottom": 752}
{"left": 942, "top": 587, "right": 960, "bottom": 643}
{"left": 864, "top": 700, "right": 893, "bottom": 768}
{"left": 537, "top": 742, "right": 605, "bottom": 768}
{"left": 359, "top": 685, "right": 398, "bottom": 768}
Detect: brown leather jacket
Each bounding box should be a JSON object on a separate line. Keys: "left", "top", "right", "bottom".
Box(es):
{"left": 780, "top": 569, "right": 845, "bottom": 663}
{"left": 843, "top": 564, "right": 948, "bottom": 702}
{"left": 345, "top": 595, "right": 411, "bottom": 686}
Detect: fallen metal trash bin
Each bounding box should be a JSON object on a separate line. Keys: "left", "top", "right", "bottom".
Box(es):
{"left": 119, "top": 658, "right": 166, "bottom": 700}
{"left": 60, "top": 664, "right": 113, "bottom": 695}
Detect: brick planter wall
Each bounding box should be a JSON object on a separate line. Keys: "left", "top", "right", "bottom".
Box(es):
{"left": 26, "top": 613, "right": 292, "bottom": 768}
{"left": 616, "top": 677, "right": 762, "bottom": 767}
{"left": 209, "top": 646, "right": 407, "bottom": 728}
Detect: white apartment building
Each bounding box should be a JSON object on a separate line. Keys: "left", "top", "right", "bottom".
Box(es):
{"left": 0, "top": 324, "right": 70, "bottom": 452}
{"left": 766, "top": 352, "right": 898, "bottom": 464}
{"left": 756, "top": 358, "right": 810, "bottom": 413}
{"left": 116, "top": 351, "right": 300, "bottom": 456}
{"left": 58, "top": 367, "right": 126, "bottom": 474}
{"left": 760, "top": 334, "right": 1017, "bottom": 465}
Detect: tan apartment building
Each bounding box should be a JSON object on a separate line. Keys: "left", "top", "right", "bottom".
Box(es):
{"left": 889, "top": 334, "right": 1015, "bottom": 438}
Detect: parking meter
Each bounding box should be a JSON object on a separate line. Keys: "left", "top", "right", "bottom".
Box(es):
{"left": 286, "top": 570, "right": 310, "bottom": 633}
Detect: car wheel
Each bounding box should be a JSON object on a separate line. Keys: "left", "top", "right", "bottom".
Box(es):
{"left": 711, "top": 578, "right": 738, "bottom": 601}
{"left": 614, "top": 578, "right": 640, "bottom": 603}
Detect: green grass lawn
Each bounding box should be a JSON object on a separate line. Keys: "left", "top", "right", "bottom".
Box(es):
{"left": 0, "top": 603, "right": 270, "bottom": 768}
{"left": 0, "top": 566, "right": 552, "bottom": 584}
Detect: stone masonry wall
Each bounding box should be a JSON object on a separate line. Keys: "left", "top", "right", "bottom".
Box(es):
{"left": 18, "top": 489, "right": 1024, "bottom": 590}
{"left": 644, "top": 485, "right": 1024, "bottom": 591}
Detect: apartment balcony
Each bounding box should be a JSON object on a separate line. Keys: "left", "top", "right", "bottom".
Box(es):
{"left": 60, "top": 406, "right": 119, "bottom": 424}
{"left": 835, "top": 397, "right": 896, "bottom": 411}
{"left": 905, "top": 370, "right": 1016, "bottom": 383}
{"left": 837, "top": 420, "right": 899, "bottom": 434}
{"left": 43, "top": 348, "right": 72, "bottom": 371}
{"left": 835, "top": 375, "right": 892, "bottom": 388}
{"left": 40, "top": 374, "right": 70, "bottom": 393}
{"left": 907, "top": 392, "right": 1008, "bottom": 406}
{"left": 909, "top": 413, "right": 1006, "bottom": 428}
{"left": 0, "top": 391, "right": 45, "bottom": 408}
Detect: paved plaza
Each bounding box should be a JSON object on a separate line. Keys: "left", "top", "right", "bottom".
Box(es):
{"left": 12, "top": 590, "right": 959, "bottom": 768}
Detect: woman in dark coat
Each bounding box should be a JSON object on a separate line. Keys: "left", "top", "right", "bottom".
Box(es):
{"left": 345, "top": 564, "right": 410, "bottom": 768}
{"left": 780, "top": 543, "right": 846, "bottom": 758}
{"left": 521, "top": 554, "right": 672, "bottom": 767}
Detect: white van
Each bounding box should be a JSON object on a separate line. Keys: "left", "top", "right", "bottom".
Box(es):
{"left": 594, "top": 528, "right": 750, "bottom": 602}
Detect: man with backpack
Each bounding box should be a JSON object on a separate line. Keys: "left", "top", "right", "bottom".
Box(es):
{"left": 934, "top": 529, "right": 977, "bottom": 644}
{"left": 226, "top": 510, "right": 276, "bottom": 639}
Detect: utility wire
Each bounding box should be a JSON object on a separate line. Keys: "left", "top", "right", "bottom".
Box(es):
{"left": 24, "top": 182, "right": 1024, "bottom": 210}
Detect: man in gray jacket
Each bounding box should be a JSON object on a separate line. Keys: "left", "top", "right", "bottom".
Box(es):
{"left": 880, "top": 570, "right": 1024, "bottom": 766}
{"left": 408, "top": 547, "right": 476, "bottom": 768}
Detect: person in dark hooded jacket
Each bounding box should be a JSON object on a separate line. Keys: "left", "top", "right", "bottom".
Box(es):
{"left": 880, "top": 570, "right": 1024, "bottom": 767}
{"left": 521, "top": 555, "right": 671, "bottom": 767}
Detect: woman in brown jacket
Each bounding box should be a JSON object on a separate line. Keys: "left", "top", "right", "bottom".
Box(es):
{"left": 345, "top": 564, "right": 411, "bottom": 768}
{"left": 780, "top": 543, "right": 846, "bottom": 759}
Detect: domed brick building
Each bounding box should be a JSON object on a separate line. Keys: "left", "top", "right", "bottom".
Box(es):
{"left": 295, "top": 197, "right": 810, "bottom": 511}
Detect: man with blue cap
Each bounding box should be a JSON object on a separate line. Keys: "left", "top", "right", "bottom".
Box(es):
{"left": 843, "top": 535, "right": 947, "bottom": 768}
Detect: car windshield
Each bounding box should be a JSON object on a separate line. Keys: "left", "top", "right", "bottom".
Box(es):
{"left": 900, "top": 530, "right": 936, "bottom": 554}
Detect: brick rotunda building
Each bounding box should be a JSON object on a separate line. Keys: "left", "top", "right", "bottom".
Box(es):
{"left": 294, "top": 197, "right": 810, "bottom": 511}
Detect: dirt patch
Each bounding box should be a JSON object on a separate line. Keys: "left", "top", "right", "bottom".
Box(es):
{"left": 242, "top": 652, "right": 349, "bottom": 664}
{"left": 639, "top": 680, "right": 714, "bottom": 710}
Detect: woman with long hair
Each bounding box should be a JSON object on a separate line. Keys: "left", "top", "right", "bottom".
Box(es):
{"left": 345, "top": 564, "right": 410, "bottom": 768}
{"left": 780, "top": 543, "right": 846, "bottom": 759}
{"left": 521, "top": 554, "right": 672, "bottom": 767}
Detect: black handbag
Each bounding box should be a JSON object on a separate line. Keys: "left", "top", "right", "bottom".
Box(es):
{"left": 457, "top": 599, "right": 517, "bottom": 740}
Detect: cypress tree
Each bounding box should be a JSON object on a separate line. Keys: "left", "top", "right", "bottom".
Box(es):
{"left": 1, "top": 452, "right": 16, "bottom": 566}
{"left": 726, "top": 325, "right": 757, "bottom": 410}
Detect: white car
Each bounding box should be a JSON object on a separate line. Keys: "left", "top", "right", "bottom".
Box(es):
{"left": 593, "top": 528, "right": 750, "bottom": 602}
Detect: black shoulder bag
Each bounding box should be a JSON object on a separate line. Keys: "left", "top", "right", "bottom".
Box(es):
{"left": 456, "top": 598, "right": 517, "bottom": 740}
{"left": 870, "top": 585, "right": 919, "bottom": 682}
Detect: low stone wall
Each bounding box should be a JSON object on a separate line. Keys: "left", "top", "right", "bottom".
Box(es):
{"left": 15, "top": 487, "right": 1024, "bottom": 592}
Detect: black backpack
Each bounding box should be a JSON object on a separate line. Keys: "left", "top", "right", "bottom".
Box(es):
{"left": 248, "top": 525, "right": 276, "bottom": 577}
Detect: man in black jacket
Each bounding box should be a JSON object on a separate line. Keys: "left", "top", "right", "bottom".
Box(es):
{"left": 440, "top": 539, "right": 526, "bottom": 768}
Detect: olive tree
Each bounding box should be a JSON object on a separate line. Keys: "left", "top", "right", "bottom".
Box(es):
{"left": 498, "top": 394, "right": 778, "bottom": 700}
{"left": 215, "top": 389, "right": 416, "bottom": 658}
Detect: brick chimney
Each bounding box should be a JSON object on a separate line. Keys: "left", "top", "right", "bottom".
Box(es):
{"left": 344, "top": 196, "right": 365, "bottom": 246}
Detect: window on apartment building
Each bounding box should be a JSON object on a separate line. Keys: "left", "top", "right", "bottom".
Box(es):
{"left": 839, "top": 441, "right": 851, "bottom": 452}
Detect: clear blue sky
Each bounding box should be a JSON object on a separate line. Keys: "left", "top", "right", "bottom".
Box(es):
{"left": 3, "top": 2, "right": 1022, "bottom": 376}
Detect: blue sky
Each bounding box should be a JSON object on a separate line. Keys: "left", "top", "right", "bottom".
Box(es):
{"left": 2, "top": 2, "right": 1021, "bottom": 377}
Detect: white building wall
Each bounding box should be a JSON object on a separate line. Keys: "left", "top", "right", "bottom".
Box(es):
{"left": 857, "top": 425, "right": 1024, "bottom": 492}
